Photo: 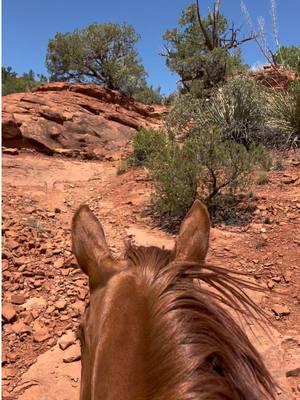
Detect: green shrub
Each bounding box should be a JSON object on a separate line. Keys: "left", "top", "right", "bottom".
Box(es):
{"left": 166, "top": 77, "right": 267, "bottom": 146}
{"left": 148, "top": 141, "right": 198, "bottom": 229}
{"left": 130, "top": 128, "right": 166, "bottom": 166}
{"left": 146, "top": 127, "right": 270, "bottom": 230}
{"left": 274, "top": 46, "right": 300, "bottom": 72}
{"left": 133, "top": 85, "right": 164, "bottom": 104}
{"left": 203, "top": 77, "right": 267, "bottom": 147}
{"left": 166, "top": 93, "right": 203, "bottom": 140}
{"left": 266, "top": 80, "right": 300, "bottom": 147}
{"left": 2, "top": 67, "right": 47, "bottom": 96}
{"left": 185, "top": 127, "right": 270, "bottom": 202}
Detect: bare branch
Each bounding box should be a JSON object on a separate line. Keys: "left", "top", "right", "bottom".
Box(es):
{"left": 196, "top": 0, "right": 214, "bottom": 50}
{"left": 224, "top": 34, "right": 258, "bottom": 50}
{"left": 212, "top": 0, "right": 221, "bottom": 47}
{"left": 160, "top": 45, "right": 172, "bottom": 58}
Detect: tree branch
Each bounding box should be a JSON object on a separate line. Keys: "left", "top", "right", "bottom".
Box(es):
{"left": 196, "top": 0, "right": 214, "bottom": 50}
{"left": 212, "top": 0, "right": 221, "bottom": 48}
{"left": 224, "top": 34, "right": 257, "bottom": 50}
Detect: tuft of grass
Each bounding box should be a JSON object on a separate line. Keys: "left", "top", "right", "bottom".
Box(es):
{"left": 255, "top": 240, "right": 267, "bottom": 249}
{"left": 273, "top": 159, "right": 284, "bottom": 171}
{"left": 256, "top": 171, "right": 270, "bottom": 185}
{"left": 116, "top": 159, "right": 128, "bottom": 175}
{"left": 266, "top": 80, "right": 300, "bottom": 148}
{"left": 27, "top": 218, "right": 44, "bottom": 232}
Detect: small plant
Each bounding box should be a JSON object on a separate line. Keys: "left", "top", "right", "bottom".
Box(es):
{"left": 185, "top": 127, "right": 270, "bottom": 203}
{"left": 27, "top": 218, "right": 44, "bottom": 232}
{"left": 116, "top": 159, "right": 128, "bottom": 175}
{"left": 266, "top": 80, "right": 300, "bottom": 147}
{"left": 149, "top": 141, "right": 198, "bottom": 230}
{"left": 256, "top": 171, "right": 270, "bottom": 185}
{"left": 255, "top": 240, "right": 267, "bottom": 249}
{"left": 206, "top": 77, "right": 267, "bottom": 147}
{"left": 133, "top": 85, "right": 164, "bottom": 104}
{"left": 273, "top": 159, "right": 284, "bottom": 171}
{"left": 146, "top": 127, "right": 270, "bottom": 230}
{"left": 166, "top": 77, "right": 267, "bottom": 147}
{"left": 130, "top": 128, "right": 166, "bottom": 166}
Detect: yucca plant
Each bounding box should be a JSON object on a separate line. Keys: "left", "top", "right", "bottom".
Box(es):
{"left": 206, "top": 77, "right": 267, "bottom": 147}
{"left": 166, "top": 77, "right": 267, "bottom": 147}
{"left": 266, "top": 80, "right": 300, "bottom": 147}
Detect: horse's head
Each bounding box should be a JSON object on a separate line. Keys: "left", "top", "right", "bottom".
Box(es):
{"left": 71, "top": 200, "right": 210, "bottom": 400}
{"left": 72, "top": 200, "right": 275, "bottom": 400}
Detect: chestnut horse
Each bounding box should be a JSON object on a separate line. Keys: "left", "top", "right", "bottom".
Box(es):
{"left": 72, "top": 200, "right": 276, "bottom": 400}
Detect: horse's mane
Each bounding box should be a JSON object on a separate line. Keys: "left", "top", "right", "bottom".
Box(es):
{"left": 125, "top": 244, "right": 276, "bottom": 400}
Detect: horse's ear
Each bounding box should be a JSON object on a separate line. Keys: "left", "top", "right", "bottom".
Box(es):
{"left": 72, "top": 205, "right": 118, "bottom": 290}
{"left": 174, "top": 199, "right": 210, "bottom": 263}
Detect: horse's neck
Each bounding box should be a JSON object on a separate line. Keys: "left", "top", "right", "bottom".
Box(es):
{"left": 91, "top": 274, "right": 148, "bottom": 400}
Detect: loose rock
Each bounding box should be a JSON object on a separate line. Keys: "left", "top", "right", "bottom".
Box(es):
{"left": 2, "top": 303, "right": 16, "bottom": 323}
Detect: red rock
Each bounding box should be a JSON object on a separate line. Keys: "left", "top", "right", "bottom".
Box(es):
{"left": 271, "top": 304, "right": 291, "bottom": 317}
{"left": 71, "top": 301, "right": 85, "bottom": 317}
{"left": 7, "top": 240, "right": 19, "bottom": 251}
{"left": 2, "top": 367, "right": 16, "bottom": 379}
{"left": 2, "top": 83, "right": 167, "bottom": 157}
{"left": 11, "top": 294, "right": 26, "bottom": 305}
{"left": 267, "top": 280, "right": 275, "bottom": 289}
{"left": 11, "top": 321, "right": 30, "bottom": 335}
{"left": 2, "top": 147, "right": 19, "bottom": 155}
{"left": 2, "top": 349, "right": 8, "bottom": 365}
{"left": 53, "top": 257, "right": 64, "bottom": 269}
{"left": 2, "top": 303, "right": 16, "bottom": 322}
{"left": 54, "top": 299, "right": 67, "bottom": 311}
{"left": 250, "top": 65, "right": 297, "bottom": 90}
{"left": 2, "top": 259, "right": 9, "bottom": 271}
{"left": 77, "top": 289, "right": 87, "bottom": 300}
{"left": 58, "top": 331, "right": 76, "bottom": 350}
{"left": 272, "top": 276, "right": 281, "bottom": 283}
{"left": 62, "top": 342, "right": 81, "bottom": 363}
{"left": 33, "top": 324, "right": 50, "bottom": 343}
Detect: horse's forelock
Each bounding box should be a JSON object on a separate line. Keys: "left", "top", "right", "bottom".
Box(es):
{"left": 124, "top": 244, "right": 276, "bottom": 400}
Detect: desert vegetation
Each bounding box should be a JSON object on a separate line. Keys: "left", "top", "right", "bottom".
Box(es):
{"left": 2, "top": 67, "right": 47, "bottom": 95}
{"left": 2, "top": 1, "right": 300, "bottom": 397}
{"left": 129, "top": 0, "right": 299, "bottom": 229}
{"left": 2, "top": 0, "right": 299, "bottom": 229}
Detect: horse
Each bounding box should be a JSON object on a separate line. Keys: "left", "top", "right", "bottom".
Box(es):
{"left": 72, "top": 199, "right": 276, "bottom": 400}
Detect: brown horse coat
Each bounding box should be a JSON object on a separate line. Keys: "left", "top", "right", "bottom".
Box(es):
{"left": 72, "top": 200, "right": 276, "bottom": 400}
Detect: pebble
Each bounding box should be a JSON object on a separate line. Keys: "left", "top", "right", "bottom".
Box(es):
{"left": 62, "top": 343, "right": 81, "bottom": 363}
{"left": 58, "top": 331, "right": 76, "bottom": 350}
{"left": 11, "top": 321, "right": 30, "bottom": 335}
{"left": 271, "top": 304, "right": 291, "bottom": 317}
{"left": 54, "top": 299, "right": 67, "bottom": 311}
{"left": 33, "top": 323, "right": 50, "bottom": 343}
{"left": 11, "top": 294, "right": 26, "bottom": 305}
{"left": 2, "top": 303, "right": 17, "bottom": 323}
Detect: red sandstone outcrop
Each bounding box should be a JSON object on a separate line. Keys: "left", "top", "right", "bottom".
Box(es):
{"left": 250, "top": 65, "right": 298, "bottom": 90}
{"left": 2, "top": 82, "right": 168, "bottom": 158}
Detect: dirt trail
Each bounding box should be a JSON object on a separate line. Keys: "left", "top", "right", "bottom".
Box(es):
{"left": 2, "top": 150, "right": 300, "bottom": 399}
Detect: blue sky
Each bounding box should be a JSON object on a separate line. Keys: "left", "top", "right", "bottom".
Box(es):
{"left": 3, "top": 0, "right": 300, "bottom": 94}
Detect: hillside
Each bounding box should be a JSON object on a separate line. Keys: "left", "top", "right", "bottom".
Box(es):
{"left": 2, "top": 82, "right": 167, "bottom": 159}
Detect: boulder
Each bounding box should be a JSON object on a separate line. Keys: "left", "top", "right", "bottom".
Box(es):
{"left": 250, "top": 65, "right": 298, "bottom": 90}
{"left": 2, "top": 83, "right": 167, "bottom": 158}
